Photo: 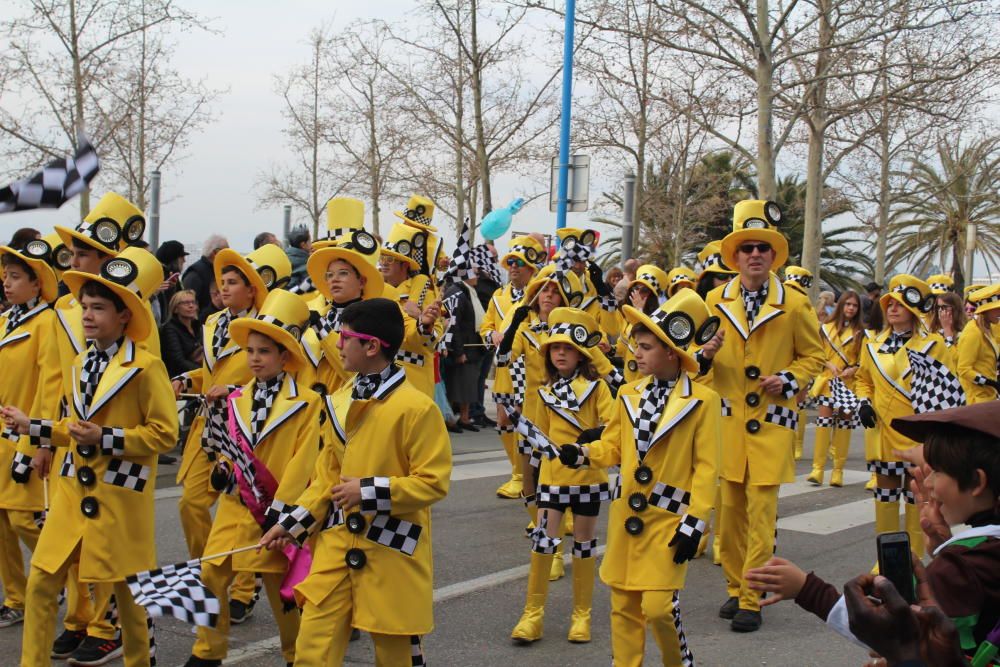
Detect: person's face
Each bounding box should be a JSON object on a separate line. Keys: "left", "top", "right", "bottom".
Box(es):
{"left": 209, "top": 284, "right": 224, "bottom": 309}
{"left": 171, "top": 256, "right": 186, "bottom": 274}
{"left": 173, "top": 294, "right": 199, "bottom": 320}
{"left": 607, "top": 271, "right": 623, "bottom": 287}
{"left": 337, "top": 325, "right": 380, "bottom": 372}
{"left": 633, "top": 330, "right": 678, "bottom": 379}
{"left": 549, "top": 342, "right": 582, "bottom": 376}
{"left": 842, "top": 296, "right": 859, "bottom": 320}
{"left": 571, "top": 260, "right": 586, "bottom": 276}
{"left": 80, "top": 293, "right": 130, "bottom": 343}
{"left": 325, "top": 259, "right": 364, "bottom": 302}
{"left": 245, "top": 331, "right": 288, "bottom": 381}
{"left": 927, "top": 467, "right": 981, "bottom": 526}
{"left": 2, "top": 265, "right": 40, "bottom": 304}
{"left": 884, "top": 298, "right": 914, "bottom": 329}
{"left": 735, "top": 240, "right": 775, "bottom": 280}
{"left": 506, "top": 258, "right": 533, "bottom": 288}
{"left": 70, "top": 245, "right": 106, "bottom": 274}
{"left": 935, "top": 297, "right": 953, "bottom": 324}
{"left": 219, "top": 271, "right": 256, "bottom": 312}
{"left": 983, "top": 308, "right": 1000, "bottom": 325}
{"left": 378, "top": 257, "right": 409, "bottom": 287}
{"left": 537, "top": 282, "right": 564, "bottom": 317}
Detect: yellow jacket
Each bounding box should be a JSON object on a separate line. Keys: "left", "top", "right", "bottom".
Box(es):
{"left": 615, "top": 320, "right": 642, "bottom": 384}
{"left": 175, "top": 307, "right": 256, "bottom": 483}
{"left": 286, "top": 367, "right": 451, "bottom": 635}
{"left": 0, "top": 303, "right": 61, "bottom": 511}
{"left": 811, "top": 321, "right": 863, "bottom": 398}
{"left": 389, "top": 275, "right": 442, "bottom": 397}
{"left": 203, "top": 375, "right": 323, "bottom": 574}
{"left": 587, "top": 374, "right": 720, "bottom": 590}
{"left": 480, "top": 283, "right": 521, "bottom": 341}
{"left": 30, "top": 338, "right": 178, "bottom": 582}
{"left": 855, "top": 330, "right": 954, "bottom": 458}
{"left": 495, "top": 311, "right": 549, "bottom": 421}
{"left": 534, "top": 375, "right": 614, "bottom": 489}
{"left": 297, "top": 301, "right": 352, "bottom": 396}
{"left": 702, "top": 275, "right": 824, "bottom": 485}
{"left": 956, "top": 320, "right": 999, "bottom": 404}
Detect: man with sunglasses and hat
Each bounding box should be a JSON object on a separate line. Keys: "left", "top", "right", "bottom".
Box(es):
{"left": 698, "top": 200, "right": 824, "bottom": 633}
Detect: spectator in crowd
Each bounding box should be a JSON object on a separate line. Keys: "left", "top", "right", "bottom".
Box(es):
{"left": 206, "top": 281, "right": 224, "bottom": 321}
{"left": 861, "top": 281, "right": 883, "bottom": 330}
{"left": 614, "top": 258, "right": 640, "bottom": 303}
{"left": 471, "top": 245, "right": 500, "bottom": 427}
{"left": 604, "top": 266, "right": 624, "bottom": 293}
{"left": 443, "top": 275, "right": 485, "bottom": 431}
{"left": 159, "top": 289, "right": 204, "bottom": 378}
{"left": 153, "top": 240, "right": 189, "bottom": 325}
{"left": 816, "top": 290, "right": 836, "bottom": 322}
{"left": 8, "top": 227, "right": 41, "bottom": 250}
{"left": 183, "top": 234, "right": 228, "bottom": 316}
{"left": 285, "top": 225, "right": 311, "bottom": 287}
{"left": 253, "top": 232, "right": 280, "bottom": 249}
{"left": 929, "top": 291, "right": 967, "bottom": 346}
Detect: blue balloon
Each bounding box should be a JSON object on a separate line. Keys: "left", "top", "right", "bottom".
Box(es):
{"left": 481, "top": 198, "right": 525, "bottom": 240}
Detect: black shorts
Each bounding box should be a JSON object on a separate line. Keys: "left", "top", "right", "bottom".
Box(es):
{"left": 535, "top": 500, "right": 601, "bottom": 517}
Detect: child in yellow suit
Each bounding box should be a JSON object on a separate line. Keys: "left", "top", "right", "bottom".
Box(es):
{"left": 260, "top": 297, "right": 451, "bottom": 666}
{"left": 560, "top": 289, "right": 721, "bottom": 667}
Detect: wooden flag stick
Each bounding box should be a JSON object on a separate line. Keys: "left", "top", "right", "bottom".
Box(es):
{"left": 43, "top": 477, "right": 48, "bottom": 512}
{"left": 198, "top": 544, "right": 260, "bottom": 564}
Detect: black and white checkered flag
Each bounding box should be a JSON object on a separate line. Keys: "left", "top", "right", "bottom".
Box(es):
{"left": 0, "top": 135, "right": 100, "bottom": 214}
{"left": 499, "top": 405, "right": 560, "bottom": 460}
{"left": 441, "top": 218, "right": 473, "bottom": 286}
{"left": 471, "top": 244, "right": 503, "bottom": 285}
{"left": 829, "top": 377, "right": 860, "bottom": 414}
{"left": 906, "top": 348, "right": 966, "bottom": 413}
{"left": 126, "top": 559, "right": 221, "bottom": 628}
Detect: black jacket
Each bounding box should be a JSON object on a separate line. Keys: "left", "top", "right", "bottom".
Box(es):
{"left": 444, "top": 282, "right": 484, "bottom": 363}
{"left": 159, "top": 317, "right": 204, "bottom": 378}
{"left": 182, "top": 256, "right": 215, "bottom": 318}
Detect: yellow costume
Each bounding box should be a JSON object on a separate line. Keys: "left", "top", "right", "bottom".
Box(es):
{"left": 956, "top": 285, "right": 999, "bottom": 404}
{"left": 615, "top": 265, "right": 669, "bottom": 384}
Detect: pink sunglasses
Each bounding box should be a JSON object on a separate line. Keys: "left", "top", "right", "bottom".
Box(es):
{"left": 340, "top": 329, "right": 391, "bottom": 348}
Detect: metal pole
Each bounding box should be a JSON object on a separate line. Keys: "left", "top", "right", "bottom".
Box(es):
{"left": 149, "top": 170, "right": 161, "bottom": 251}
{"left": 555, "top": 0, "right": 576, "bottom": 231}
{"left": 965, "top": 222, "right": 976, "bottom": 285}
{"left": 283, "top": 205, "right": 292, "bottom": 244}
{"left": 621, "top": 171, "right": 635, "bottom": 264}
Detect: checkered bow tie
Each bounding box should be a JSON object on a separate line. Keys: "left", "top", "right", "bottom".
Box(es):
{"left": 352, "top": 364, "right": 397, "bottom": 400}
{"left": 4, "top": 303, "right": 28, "bottom": 336}
{"left": 212, "top": 311, "right": 233, "bottom": 358}
{"left": 80, "top": 345, "right": 114, "bottom": 410}
{"left": 314, "top": 304, "right": 345, "bottom": 340}
{"left": 549, "top": 373, "right": 580, "bottom": 411}
{"left": 879, "top": 330, "right": 912, "bottom": 355}
{"left": 530, "top": 321, "right": 550, "bottom": 334}
{"left": 511, "top": 287, "right": 524, "bottom": 303}
{"left": 250, "top": 373, "right": 284, "bottom": 438}
{"left": 633, "top": 377, "right": 676, "bottom": 459}
{"left": 741, "top": 284, "right": 768, "bottom": 328}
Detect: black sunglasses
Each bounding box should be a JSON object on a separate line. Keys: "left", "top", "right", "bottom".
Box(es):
{"left": 738, "top": 242, "right": 772, "bottom": 255}
{"left": 506, "top": 257, "right": 526, "bottom": 268}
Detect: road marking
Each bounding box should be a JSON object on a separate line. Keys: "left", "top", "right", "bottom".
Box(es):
{"left": 450, "top": 459, "right": 512, "bottom": 481}
{"left": 779, "top": 470, "right": 870, "bottom": 498}
{"left": 777, "top": 498, "right": 896, "bottom": 535}
{"left": 452, "top": 450, "right": 508, "bottom": 463}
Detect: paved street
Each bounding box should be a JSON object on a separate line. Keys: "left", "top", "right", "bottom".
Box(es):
{"left": 4, "top": 421, "right": 881, "bottom": 666}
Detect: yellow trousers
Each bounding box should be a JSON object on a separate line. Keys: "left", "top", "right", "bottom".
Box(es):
{"left": 21, "top": 544, "right": 151, "bottom": 667}
{"left": 294, "top": 572, "right": 424, "bottom": 667}
{"left": 192, "top": 556, "right": 298, "bottom": 662}
{"left": 719, "top": 479, "right": 779, "bottom": 612}
{"left": 610, "top": 587, "right": 692, "bottom": 667}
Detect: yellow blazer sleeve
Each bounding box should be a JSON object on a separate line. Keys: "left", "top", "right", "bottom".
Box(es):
{"left": 28, "top": 320, "right": 63, "bottom": 434}
{"left": 272, "top": 398, "right": 323, "bottom": 507}
{"left": 585, "top": 392, "right": 623, "bottom": 469}
{"left": 779, "top": 301, "right": 825, "bottom": 391}
{"left": 108, "top": 360, "right": 179, "bottom": 457}
{"left": 480, "top": 292, "right": 501, "bottom": 339}
{"left": 595, "top": 381, "right": 615, "bottom": 425}
{"left": 291, "top": 436, "right": 342, "bottom": 531}
{"left": 180, "top": 367, "right": 205, "bottom": 394}
{"left": 687, "top": 393, "right": 721, "bottom": 524}
{"left": 855, "top": 345, "right": 875, "bottom": 402}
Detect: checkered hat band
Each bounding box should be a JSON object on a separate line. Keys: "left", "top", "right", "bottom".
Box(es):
{"left": 395, "top": 349, "right": 426, "bottom": 367}
{"left": 326, "top": 226, "right": 351, "bottom": 240}
{"left": 256, "top": 314, "right": 302, "bottom": 340}
{"left": 637, "top": 273, "right": 661, "bottom": 293}
{"left": 929, "top": 282, "right": 948, "bottom": 292}
{"left": 978, "top": 292, "right": 1000, "bottom": 306}
{"left": 403, "top": 208, "right": 433, "bottom": 225}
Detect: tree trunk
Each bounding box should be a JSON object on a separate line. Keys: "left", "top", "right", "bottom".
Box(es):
{"left": 454, "top": 1, "right": 466, "bottom": 236}
{"left": 70, "top": 0, "right": 90, "bottom": 216}
{"left": 874, "top": 82, "right": 891, "bottom": 285}
{"left": 754, "top": 0, "right": 776, "bottom": 200}
{"left": 801, "top": 0, "right": 831, "bottom": 296}
{"left": 469, "top": 0, "right": 492, "bottom": 216}
{"left": 368, "top": 80, "right": 381, "bottom": 237}
{"left": 137, "top": 9, "right": 148, "bottom": 211}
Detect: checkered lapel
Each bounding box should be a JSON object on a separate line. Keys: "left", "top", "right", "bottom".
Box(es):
{"left": 232, "top": 375, "right": 307, "bottom": 449}
{"left": 715, "top": 275, "right": 786, "bottom": 341}
{"left": 624, "top": 376, "right": 679, "bottom": 460}
{"left": 204, "top": 309, "right": 250, "bottom": 372}
{"left": 73, "top": 339, "right": 140, "bottom": 420}
{"left": 646, "top": 375, "right": 702, "bottom": 455}
{"left": 344, "top": 365, "right": 407, "bottom": 432}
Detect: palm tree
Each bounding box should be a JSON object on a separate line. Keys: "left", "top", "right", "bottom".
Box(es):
{"left": 884, "top": 135, "right": 1000, "bottom": 291}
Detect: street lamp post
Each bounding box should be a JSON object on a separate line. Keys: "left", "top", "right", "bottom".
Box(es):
{"left": 555, "top": 0, "right": 576, "bottom": 232}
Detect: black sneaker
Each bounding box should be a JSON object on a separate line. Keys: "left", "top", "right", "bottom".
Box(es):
{"left": 731, "top": 609, "right": 763, "bottom": 633}
{"left": 350, "top": 628, "right": 361, "bottom": 641}
{"left": 475, "top": 415, "right": 497, "bottom": 427}
{"left": 67, "top": 635, "right": 124, "bottom": 666}
{"left": 229, "top": 598, "right": 255, "bottom": 625}
{"left": 0, "top": 605, "right": 24, "bottom": 628}
{"left": 183, "top": 657, "right": 222, "bottom": 667}
{"left": 52, "top": 629, "right": 88, "bottom": 658}
{"left": 718, "top": 596, "right": 739, "bottom": 619}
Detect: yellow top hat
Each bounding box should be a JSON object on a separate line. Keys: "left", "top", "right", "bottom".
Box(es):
{"left": 927, "top": 274, "right": 954, "bottom": 295}
{"left": 556, "top": 227, "right": 599, "bottom": 248}
{"left": 42, "top": 232, "right": 74, "bottom": 280}
{"left": 880, "top": 274, "right": 934, "bottom": 321}
{"left": 523, "top": 264, "right": 584, "bottom": 308}
{"left": 501, "top": 235, "right": 546, "bottom": 271}
{"left": 323, "top": 197, "right": 365, "bottom": 242}
{"left": 622, "top": 287, "right": 719, "bottom": 374}
{"left": 666, "top": 267, "right": 697, "bottom": 296}
{"left": 541, "top": 307, "right": 603, "bottom": 361}
{"left": 720, "top": 200, "right": 789, "bottom": 270}
{"left": 395, "top": 194, "right": 437, "bottom": 232}
{"left": 783, "top": 266, "right": 813, "bottom": 295}
{"left": 214, "top": 244, "right": 292, "bottom": 311}
{"left": 56, "top": 192, "right": 145, "bottom": 256}
{"left": 0, "top": 239, "right": 60, "bottom": 302}
{"left": 229, "top": 289, "right": 309, "bottom": 372}
{"left": 381, "top": 223, "right": 424, "bottom": 272}
{"left": 697, "top": 240, "right": 737, "bottom": 278}
{"left": 307, "top": 229, "right": 384, "bottom": 301}
{"left": 970, "top": 283, "right": 1000, "bottom": 315}
{"left": 630, "top": 265, "right": 669, "bottom": 300}
{"left": 62, "top": 247, "right": 163, "bottom": 342}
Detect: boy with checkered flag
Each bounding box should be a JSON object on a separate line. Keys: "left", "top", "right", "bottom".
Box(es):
{"left": 259, "top": 298, "right": 451, "bottom": 666}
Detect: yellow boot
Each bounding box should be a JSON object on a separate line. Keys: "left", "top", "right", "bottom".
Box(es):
{"left": 496, "top": 431, "right": 524, "bottom": 499}
{"left": 865, "top": 474, "right": 876, "bottom": 491}
{"left": 711, "top": 485, "right": 723, "bottom": 566}
{"left": 829, "top": 425, "right": 852, "bottom": 488}
{"left": 794, "top": 410, "right": 806, "bottom": 460}
{"left": 807, "top": 419, "right": 834, "bottom": 485}
{"left": 567, "top": 549, "right": 596, "bottom": 643}
{"left": 549, "top": 540, "right": 566, "bottom": 581}
{"left": 873, "top": 488, "right": 901, "bottom": 534}
{"left": 512, "top": 551, "right": 554, "bottom": 644}
{"left": 904, "top": 498, "right": 925, "bottom": 559}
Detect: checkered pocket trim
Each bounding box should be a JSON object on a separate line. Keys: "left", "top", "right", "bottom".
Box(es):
{"left": 100, "top": 427, "right": 126, "bottom": 456}
{"left": 28, "top": 419, "right": 53, "bottom": 447}
{"left": 649, "top": 482, "right": 691, "bottom": 515}
{"left": 572, "top": 538, "right": 598, "bottom": 559}
{"left": 537, "top": 482, "right": 610, "bottom": 505}
{"left": 365, "top": 514, "right": 422, "bottom": 556}
{"left": 764, "top": 404, "right": 798, "bottom": 430}
{"left": 10, "top": 451, "right": 32, "bottom": 482}
{"left": 676, "top": 514, "right": 707, "bottom": 540}
{"left": 720, "top": 398, "right": 732, "bottom": 417}
{"left": 278, "top": 504, "right": 318, "bottom": 541}
{"left": 359, "top": 477, "right": 392, "bottom": 515}
{"left": 395, "top": 350, "right": 426, "bottom": 367}
{"left": 776, "top": 370, "right": 799, "bottom": 399}
{"left": 60, "top": 451, "right": 75, "bottom": 478}
{"left": 867, "top": 460, "right": 910, "bottom": 476}
{"left": 103, "top": 458, "right": 150, "bottom": 492}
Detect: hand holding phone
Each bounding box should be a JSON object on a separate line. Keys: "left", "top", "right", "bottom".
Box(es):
{"left": 877, "top": 531, "right": 916, "bottom": 604}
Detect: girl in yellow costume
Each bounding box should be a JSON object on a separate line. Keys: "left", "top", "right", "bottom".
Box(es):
{"left": 956, "top": 284, "right": 1000, "bottom": 404}
{"left": 665, "top": 267, "right": 696, "bottom": 297}
{"left": 559, "top": 289, "right": 721, "bottom": 667}
{"left": 855, "top": 274, "right": 955, "bottom": 557}
{"left": 0, "top": 241, "right": 61, "bottom": 630}
{"left": 510, "top": 307, "right": 614, "bottom": 645}
{"left": 616, "top": 265, "right": 669, "bottom": 384}
{"left": 807, "top": 290, "right": 864, "bottom": 487}
{"left": 185, "top": 290, "right": 323, "bottom": 666}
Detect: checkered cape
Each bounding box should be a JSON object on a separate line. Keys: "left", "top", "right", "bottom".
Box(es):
{"left": 0, "top": 135, "right": 99, "bottom": 214}
{"left": 905, "top": 348, "right": 966, "bottom": 413}
{"left": 126, "top": 559, "right": 221, "bottom": 628}
{"left": 828, "top": 377, "right": 860, "bottom": 414}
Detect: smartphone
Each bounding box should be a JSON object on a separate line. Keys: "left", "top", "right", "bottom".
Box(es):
{"left": 876, "top": 531, "right": 916, "bottom": 604}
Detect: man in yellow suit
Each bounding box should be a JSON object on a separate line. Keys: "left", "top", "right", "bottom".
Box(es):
{"left": 698, "top": 200, "right": 824, "bottom": 632}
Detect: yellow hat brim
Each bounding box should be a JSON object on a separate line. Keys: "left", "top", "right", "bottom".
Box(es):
{"left": 720, "top": 229, "right": 789, "bottom": 271}
{"left": 394, "top": 210, "right": 437, "bottom": 233}
{"left": 622, "top": 305, "right": 699, "bottom": 373}
{"left": 380, "top": 247, "right": 419, "bottom": 271}
{"left": 54, "top": 225, "right": 119, "bottom": 258}
{"left": 784, "top": 280, "right": 808, "bottom": 296}
{"left": 62, "top": 271, "right": 152, "bottom": 342}
{"left": 879, "top": 291, "right": 926, "bottom": 322}
{"left": 500, "top": 251, "right": 542, "bottom": 271}
{"left": 307, "top": 247, "right": 384, "bottom": 301}
{"left": 0, "top": 246, "right": 59, "bottom": 302}
{"left": 228, "top": 319, "right": 306, "bottom": 372}
{"left": 523, "top": 276, "right": 581, "bottom": 309}
{"left": 540, "top": 333, "right": 594, "bottom": 361}
{"left": 668, "top": 280, "right": 695, "bottom": 296}
{"left": 214, "top": 248, "right": 268, "bottom": 311}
